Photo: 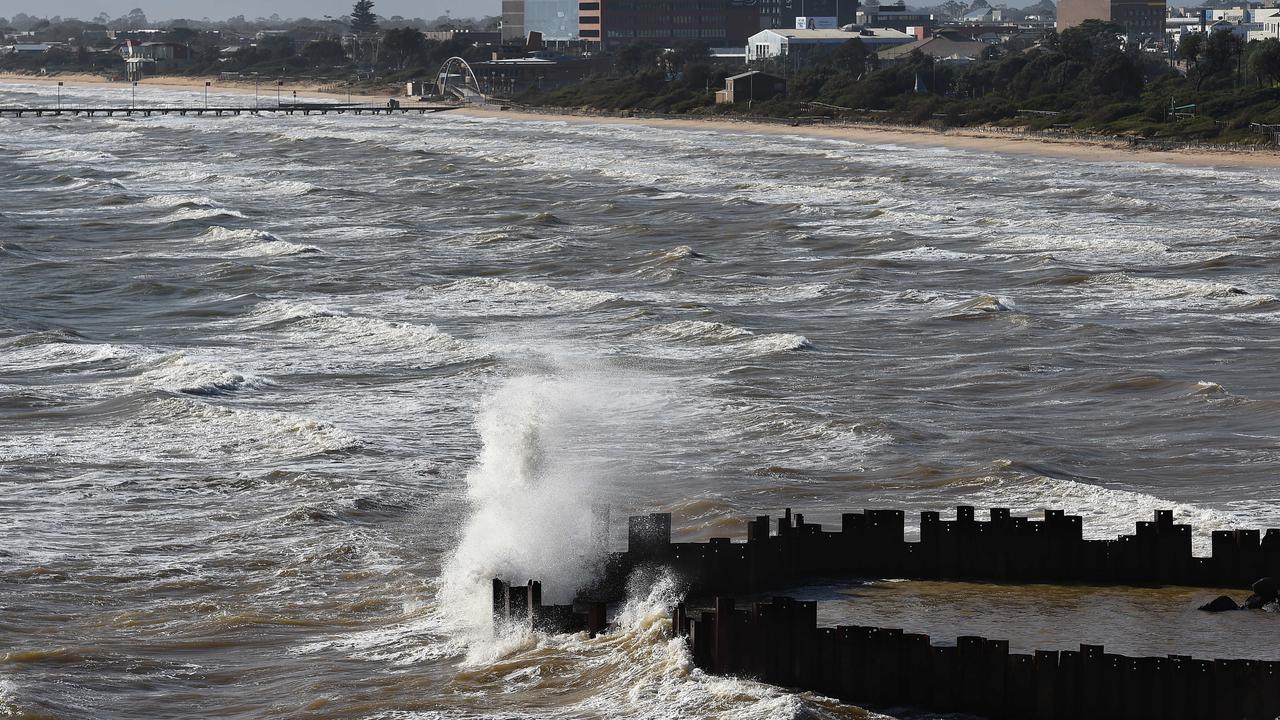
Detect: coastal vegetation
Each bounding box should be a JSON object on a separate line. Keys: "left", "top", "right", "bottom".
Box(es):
{"left": 5, "top": 1, "right": 1280, "bottom": 146}
{"left": 521, "top": 22, "right": 1280, "bottom": 146}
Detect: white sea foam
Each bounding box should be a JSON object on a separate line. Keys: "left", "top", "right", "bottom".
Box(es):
{"left": 936, "top": 294, "right": 1019, "bottom": 319}
{"left": 636, "top": 320, "right": 810, "bottom": 358}
{"left": 0, "top": 339, "right": 133, "bottom": 373}
{"left": 1083, "top": 273, "right": 1275, "bottom": 312}
{"left": 457, "top": 573, "right": 861, "bottom": 720}
{"left": 198, "top": 226, "right": 280, "bottom": 244}
{"left": 132, "top": 353, "right": 269, "bottom": 395}
{"left": 873, "top": 245, "right": 996, "bottom": 263}
{"left": 438, "top": 374, "right": 612, "bottom": 636}
{"left": 226, "top": 240, "right": 321, "bottom": 257}
{"left": 21, "top": 147, "right": 117, "bottom": 164}
{"left": 143, "top": 194, "right": 223, "bottom": 210}
{"left": 246, "top": 299, "right": 340, "bottom": 324}
{"left": 0, "top": 674, "right": 19, "bottom": 716}
{"left": 0, "top": 396, "right": 357, "bottom": 465}
{"left": 285, "top": 315, "right": 485, "bottom": 364}
{"left": 414, "top": 277, "right": 621, "bottom": 317}
{"left": 646, "top": 320, "right": 753, "bottom": 342}
{"left": 161, "top": 207, "right": 248, "bottom": 223}
{"left": 960, "top": 470, "right": 1249, "bottom": 554}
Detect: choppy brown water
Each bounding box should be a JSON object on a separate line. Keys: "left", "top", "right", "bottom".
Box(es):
{"left": 2, "top": 80, "right": 1279, "bottom": 719}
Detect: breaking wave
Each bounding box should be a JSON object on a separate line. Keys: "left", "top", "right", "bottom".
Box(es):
{"left": 415, "top": 277, "right": 622, "bottom": 316}
{"left": 637, "top": 320, "right": 811, "bottom": 357}
{"left": 132, "top": 353, "right": 269, "bottom": 396}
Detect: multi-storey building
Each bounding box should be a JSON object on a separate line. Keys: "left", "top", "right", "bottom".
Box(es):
{"left": 757, "top": 0, "right": 859, "bottom": 30}
{"left": 578, "top": 0, "right": 763, "bottom": 47}
{"left": 527, "top": 0, "right": 582, "bottom": 40}
{"left": 1056, "top": 0, "right": 1165, "bottom": 37}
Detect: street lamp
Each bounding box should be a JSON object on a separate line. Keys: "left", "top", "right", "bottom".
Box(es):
{"left": 276, "top": 79, "right": 282, "bottom": 107}
{"left": 252, "top": 72, "right": 260, "bottom": 110}
{"left": 57, "top": 81, "right": 62, "bottom": 110}
{"left": 204, "top": 80, "right": 210, "bottom": 108}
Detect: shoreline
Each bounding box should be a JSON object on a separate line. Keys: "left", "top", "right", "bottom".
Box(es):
{"left": 457, "top": 106, "right": 1280, "bottom": 169}
{"left": 0, "top": 71, "right": 392, "bottom": 104}
{"left": 4, "top": 73, "right": 1278, "bottom": 168}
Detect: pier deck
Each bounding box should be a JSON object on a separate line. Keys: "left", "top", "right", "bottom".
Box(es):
{"left": 0, "top": 103, "right": 463, "bottom": 118}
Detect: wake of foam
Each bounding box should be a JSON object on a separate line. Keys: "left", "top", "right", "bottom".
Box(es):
{"left": 133, "top": 353, "right": 269, "bottom": 396}
{"left": 143, "top": 194, "right": 223, "bottom": 210}
{"left": 646, "top": 320, "right": 753, "bottom": 342}
{"left": 416, "top": 278, "right": 621, "bottom": 317}
{"left": 226, "top": 240, "right": 321, "bottom": 258}
{"left": 959, "top": 469, "right": 1250, "bottom": 554}
{"left": 1088, "top": 273, "right": 1274, "bottom": 310}
{"left": 0, "top": 339, "right": 132, "bottom": 374}
{"left": 453, "top": 574, "right": 864, "bottom": 720}
{"left": 198, "top": 226, "right": 281, "bottom": 244}
{"left": 637, "top": 320, "right": 811, "bottom": 358}
{"left": 0, "top": 395, "right": 357, "bottom": 465}
{"left": 161, "top": 207, "right": 248, "bottom": 223}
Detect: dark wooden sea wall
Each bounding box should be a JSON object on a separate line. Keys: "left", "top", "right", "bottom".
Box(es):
{"left": 598, "top": 507, "right": 1280, "bottom": 598}
{"left": 673, "top": 595, "right": 1280, "bottom": 720}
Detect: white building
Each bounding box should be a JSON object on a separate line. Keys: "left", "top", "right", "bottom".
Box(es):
{"left": 746, "top": 27, "right": 914, "bottom": 62}
{"left": 1250, "top": 7, "right": 1280, "bottom": 40}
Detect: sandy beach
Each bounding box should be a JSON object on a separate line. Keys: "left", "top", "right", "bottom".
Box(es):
{"left": 5, "top": 72, "right": 1278, "bottom": 168}
{"left": 459, "top": 107, "right": 1280, "bottom": 169}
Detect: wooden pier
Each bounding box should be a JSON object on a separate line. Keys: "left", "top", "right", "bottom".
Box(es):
{"left": 0, "top": 102, "right": 463, "bottom": 118}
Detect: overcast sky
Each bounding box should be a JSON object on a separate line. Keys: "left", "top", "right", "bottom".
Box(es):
{"left": 0, "top": 1, "right": 498, "bottom": 20}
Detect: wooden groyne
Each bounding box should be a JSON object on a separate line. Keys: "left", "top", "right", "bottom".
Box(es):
{"left": 591, "top": 506, "right": 1280, "bottom": 600}
{"left": 672, "top": 595, "right": 1280, "bottom": 720}
{"left": 491, "top": 576, "right": 1280, "bottom": 720}
{"left": 491, "top": 506, "right": 1280, "bottom": 719}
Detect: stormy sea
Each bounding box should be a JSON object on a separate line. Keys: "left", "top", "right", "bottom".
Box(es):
{"left": 3, "top": 80, "right": 1279, "bottom": 719}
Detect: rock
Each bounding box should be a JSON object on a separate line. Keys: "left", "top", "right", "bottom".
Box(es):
{"left": 1199, "top": 595, "right": 1240, "bottom": 612}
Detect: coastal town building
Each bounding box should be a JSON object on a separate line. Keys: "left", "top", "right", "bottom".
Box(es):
{"left": 503, "top": 0, "right": 580, "bottom": 43}
{"left": 877, "top": 34, "right": 989, "bottom": 63}
{"left": 715, "top": 70, "right": 787, "bottom": 103}
{"left": 856, "top": 1, "right": 937, "bottom": 32}
{"left": 1056, "top": 0, "right": 1166, "bottom": 36}
{"left": 578, "top": 0, "right": 761, "bottom": 47}
{"left": 746, "top": 27, "right": 914, "bottom": 61}
{"left": 118, "top": 41, "right": 192, "bottom": 80}
{"left": 760, "top": 0, "right": 860, "bottom": 29}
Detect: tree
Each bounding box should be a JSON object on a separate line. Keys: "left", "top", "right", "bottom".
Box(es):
{"left": 833, "top": 38, "right": 869, "bottom": 78}
{"left": 1090, "top": 50, "right": 1142, "bottom": 97}
{"left": 382, "top": 26, "right": 425, "bottom": 69}
{"left": 1179, "top": 32, "right": 1204, "bottom": 76}
{"left": 351, "top": 0, "right": 379, "bottom": 35}
{"left": 1203, "top": 29, "right": 1243, "bottom": 88}
{"left": 1249, "top": 37, "right": 1280, "bottom": 86}
{"left": 618, "top": 41, "right": 657, "bottom": 74}
{"left": 303, "top": 38, "right": 348, "bottom": 65}
{"left": 1059, "top": 19, "right": 1123, "bottom": 63}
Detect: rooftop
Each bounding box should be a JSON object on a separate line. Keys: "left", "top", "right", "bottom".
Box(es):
{"left": 761, "top": 27, "right": 914, "bottom": 40}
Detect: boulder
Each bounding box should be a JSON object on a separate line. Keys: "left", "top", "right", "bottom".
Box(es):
{"left": 1199, "top": 595, "right": 1240, "bottom": 612}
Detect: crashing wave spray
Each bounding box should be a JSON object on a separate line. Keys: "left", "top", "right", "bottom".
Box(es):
{"left": 438, "top": 367, "right": 667, "bottom": 641}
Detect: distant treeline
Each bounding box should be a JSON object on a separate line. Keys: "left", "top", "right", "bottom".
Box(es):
{"left": 522, "top": 22, "right": 1280, "bottom": 146}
